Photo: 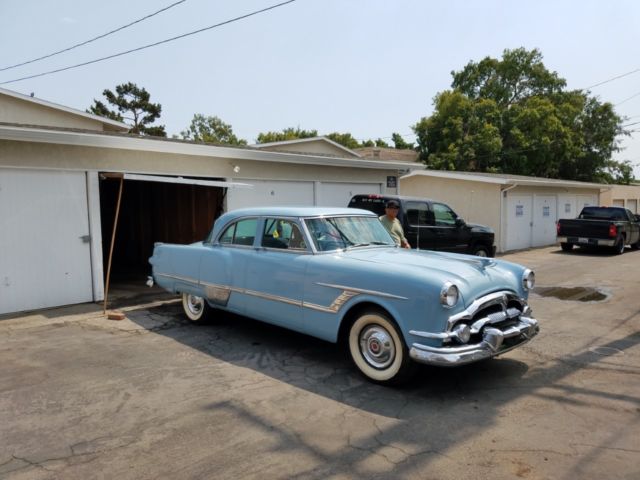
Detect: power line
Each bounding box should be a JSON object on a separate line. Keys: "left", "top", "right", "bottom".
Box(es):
{"left": 0, "top": 0, "right": 187, "bottom": 73}
{"left": 583, "top": 67, "right": 640, "bottom": 90}
{"left": 616, "top": 90, "right": 640, "bottom": 107}
{"left": 0, "top": 0, "right": 297, "bottom": 85}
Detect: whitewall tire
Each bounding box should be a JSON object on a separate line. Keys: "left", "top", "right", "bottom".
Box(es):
{"left": 182, "top": 293, "right": 211, "bottom": 321}
{"left": 348, "top": 310, "right": 414, "bottom": 384}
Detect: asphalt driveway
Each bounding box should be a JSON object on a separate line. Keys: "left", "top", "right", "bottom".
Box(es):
{"left": 1, "top": 246, "right": 639, "bottom": 479}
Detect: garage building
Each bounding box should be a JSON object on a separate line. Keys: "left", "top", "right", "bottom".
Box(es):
{"left": 400, "top": 170, "right": 606, "bottom": 253}
{"left": 0, "top": 88, "right": 420, "bottom": 315}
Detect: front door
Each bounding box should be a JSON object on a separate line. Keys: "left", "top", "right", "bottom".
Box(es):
{"left": 403, "top": 200, "right": 438, "bottom": 250}
{"left": 432, "top": 202, "right": 469, "bottom": 253}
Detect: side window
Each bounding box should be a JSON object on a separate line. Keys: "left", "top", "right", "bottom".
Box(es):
{"left": 219, "top": 223, "right": 235, "bottom": 244}
{"left": 262, "top": 218, "right": 307, "bottom": 250}
{"left": 433, "top": 203, "right": 457, "bottom": 227}
{"left": 218, "top": 218, "right": 257, "bottom": 246}
{"left": 405, "top": 201, "right": 433, "bottom": 226}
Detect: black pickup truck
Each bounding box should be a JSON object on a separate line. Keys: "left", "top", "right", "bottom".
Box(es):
{"left": 556, "top": 206, "right": 640, "bottom": 254}
{"left": 348, "top": 194, "right": 496, "bottom": 256}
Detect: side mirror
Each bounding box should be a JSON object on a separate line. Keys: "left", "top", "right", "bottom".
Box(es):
{"left": 455, "top": 218, "right": 466, "bottom": 227}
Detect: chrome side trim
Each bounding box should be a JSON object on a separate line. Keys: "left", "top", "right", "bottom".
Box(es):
{"left": 303, "top": 290, "right": 359, "bottom": 313}
{"left": 315, "top": 282, "right": 408, "bottom": 300}
{"left": 156, "top": 272, "right": 198, "bottom": 284}
{"left": 200, "top": 281, "right": 232, "bottom": 306}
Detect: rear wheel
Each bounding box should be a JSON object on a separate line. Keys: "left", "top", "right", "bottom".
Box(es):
{"left": 614, "top": 236, "right": 625, "bottom": 255}
{"left": 560, "top": 243, "right": 573, "bottom": 252}
{"left": 182, "top": 293, "right": 212, "bottom": 321}
{"left": 348, "top": 310, "right": 415, "bottom": 384}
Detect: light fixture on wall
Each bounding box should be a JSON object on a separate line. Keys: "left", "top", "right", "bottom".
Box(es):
{"left": 233, "top": 165, "right": 241, "bottom": 174}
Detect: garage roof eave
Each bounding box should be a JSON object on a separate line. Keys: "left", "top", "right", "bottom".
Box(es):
{"left": 0, "top": 125, "right": 425, "bottom": 171}
{"left": 401, "top": 169, "right": 605, "bottom": 189}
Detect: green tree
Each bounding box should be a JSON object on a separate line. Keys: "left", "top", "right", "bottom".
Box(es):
{"left": 89, "top": 82, "right": 166, "bottom": 137}
{"left": 414, "top": 48, "right": 627, "bottom": 182}
{"left": 256, "top": 127, "right": 318, "bottom": 143}
{"left": 325, "top": 132, "right": 361, "bottom": 150}
{"left": 181, "top": 114, "right": 247, "bottom": 145}
{"left": 391, "top": 133, "right": 415, "bottom": 150}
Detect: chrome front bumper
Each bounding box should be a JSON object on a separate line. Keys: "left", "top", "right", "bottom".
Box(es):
{"left": 409, "top": 316, "right": 539, "bottom": 366}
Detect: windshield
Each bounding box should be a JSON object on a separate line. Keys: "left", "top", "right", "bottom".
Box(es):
{"left": 304, "top": 215, "right": 396, "bottom": 252}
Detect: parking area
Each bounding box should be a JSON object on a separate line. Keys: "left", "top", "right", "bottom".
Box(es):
{"left": 1, "top": 246, "right": 639, "bottom": 480}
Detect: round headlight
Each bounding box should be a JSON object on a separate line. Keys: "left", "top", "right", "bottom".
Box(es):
{"left": 440, "top": 282, "right": 459, "bottom": 308}
{"left": 522, "top": 269, "right": 535, "bottom": 290}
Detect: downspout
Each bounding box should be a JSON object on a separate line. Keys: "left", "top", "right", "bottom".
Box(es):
{"left": 499, "top": 183, "right": 518, "bottom": 253}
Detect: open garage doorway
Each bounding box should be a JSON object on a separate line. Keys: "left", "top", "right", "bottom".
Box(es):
{"left": 99, "top": 174, "right": 225, "bottom": 303}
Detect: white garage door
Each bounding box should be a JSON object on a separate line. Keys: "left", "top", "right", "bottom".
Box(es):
{"left": 226, "top": 179, "right": 315, "bottom": 210}
{"left": 317, "top": 182, "right": 382, "bottom": 207}
{"left": 577, "top": 194, "right": 598, "bottom": 211}
{"left": 557, "top": 195, "right": 577, "bottom": 220}
{"left": 506, "top": 195, "right": 533, "bottom": 251}
{"left": 0, "top": 169, "right": 93, "bottom": 315}
{"left": 613, "top": 199, "right": 625, "bottom": 208}
{"left": 532, "top": 196, "right": 557, "bottom": 247}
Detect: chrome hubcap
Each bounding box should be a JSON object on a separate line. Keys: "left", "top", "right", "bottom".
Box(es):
{"left": 476, "top": 249, "right": 488, "bottom": 257}
{"left": 359, "top": 326, "right": 395, "bottom": 369}
{"left": 186, "top": 294, "right": 204, "bottom": 316}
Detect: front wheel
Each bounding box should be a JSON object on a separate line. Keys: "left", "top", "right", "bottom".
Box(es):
{"left": 348, "top": 310, "right": 415, "bottom": 384}
{"left": 471, "top": 244, "right": 490, "bottom": 257}
{"left": 182, "top": 293, "right": 212, "bottom": 321}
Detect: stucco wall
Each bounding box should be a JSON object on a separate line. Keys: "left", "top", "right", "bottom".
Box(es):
{"left": 400, "top": 175, "right": 502, "bottom": 242}
{"left": 0, "top": 95, "right": 113, "bottom": 131}
{"left": 600, "top": 184, "right": 640, "bottom": 212}
{"left": 0, "top": 139, "right": 399, "bottom": 190}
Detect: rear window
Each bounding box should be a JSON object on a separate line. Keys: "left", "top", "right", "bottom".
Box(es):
{"left": 349, "top": 196, "right": 389, "bottom": 216}
{"left": 579, "top": 207, "right": 626, "bottom": 221}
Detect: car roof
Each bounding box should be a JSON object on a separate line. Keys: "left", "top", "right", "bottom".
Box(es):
{"left": 350, "top": 193, "right": 438, "bottom": 203}
{"left": 221, "top": 206, "right": 375, "bottom": 220}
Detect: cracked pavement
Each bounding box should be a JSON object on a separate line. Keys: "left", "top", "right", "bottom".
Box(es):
{"left": 0, "top": 246, "right": 639, "bottom": 479}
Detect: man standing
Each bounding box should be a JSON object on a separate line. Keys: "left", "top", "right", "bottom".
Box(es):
{"left": 379, "top": 199, "right": 411, "bottom": 249}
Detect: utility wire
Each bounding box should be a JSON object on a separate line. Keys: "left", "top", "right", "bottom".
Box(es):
{"left": 0, "top": 0, "right": 297, "bottom": 85}
{"left": 616, "top": 90, "right": 640, "bottom": 107}
{"left": 0, "top": 0, "right": 187, "bottom": 72}
{"left": 583, "top": 67, "right": 640, "bottom": 90}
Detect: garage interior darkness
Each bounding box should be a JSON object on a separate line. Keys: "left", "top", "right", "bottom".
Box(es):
{"left": 99, "top": 176, "right": 224, "bottom": 284}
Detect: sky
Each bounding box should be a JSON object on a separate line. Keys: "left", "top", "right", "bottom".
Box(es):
{"left": 1, "top": 0, "right": 640, "bottom": 175}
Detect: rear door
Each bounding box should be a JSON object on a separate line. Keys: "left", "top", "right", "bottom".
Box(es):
{"left": 625, "top": 209, "right": 640, "bottom": 244}
{"left": 199, "top": 217, "right": 258, "bottom": 315}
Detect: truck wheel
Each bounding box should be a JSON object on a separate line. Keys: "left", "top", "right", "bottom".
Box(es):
{"left": 614, "top": 236, "right": 625, "bottom": 255}
{"left": 182, "top": 293, "right": 212, "bottom": 321}
{"left": 348, "top": 310, "right": 415, "bottom": 385}
{"left": 471, "top": 245, "right": 490, "bottom": 257}
{"left": 631, "top": 241, "right": 640, "bottom": 250}
{"left": 560, "top": 243, "right": 573, "bottom": 252}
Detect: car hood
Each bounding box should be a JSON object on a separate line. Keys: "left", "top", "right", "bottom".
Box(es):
{"left": 342, "top": 247, "right": 520, "bottom": 300}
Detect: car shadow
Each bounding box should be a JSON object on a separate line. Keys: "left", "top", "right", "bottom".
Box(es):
{"left": 124, "top": 300, "right": 640, "bottom": 478}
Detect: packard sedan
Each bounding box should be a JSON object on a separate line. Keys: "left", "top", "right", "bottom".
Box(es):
{"left": 149, "top": 207, "right": 539, "bottom": 384}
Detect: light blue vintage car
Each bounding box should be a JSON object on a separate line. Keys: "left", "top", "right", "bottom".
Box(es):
{"left": 149, "top": 207, "right": 539, "bottom": 384}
